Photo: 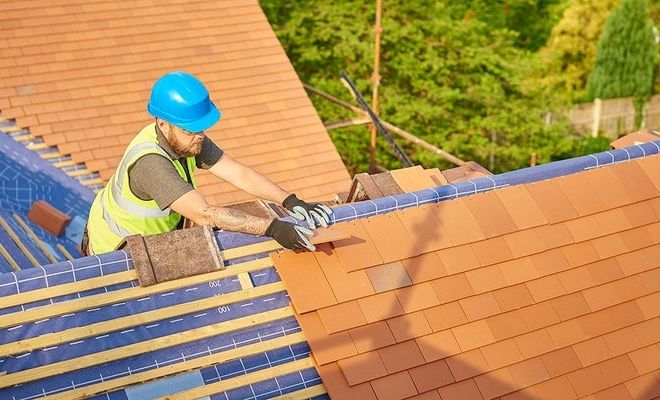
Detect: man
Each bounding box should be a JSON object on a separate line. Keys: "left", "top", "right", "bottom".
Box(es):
{"left": 85, "top": 71, "right": 332, "bottom": 255}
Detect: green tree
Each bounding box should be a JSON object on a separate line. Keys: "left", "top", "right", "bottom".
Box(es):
{"left": 261, "top": 1, "right": 607, "bottom": 174}
{"left": 587, "top": 0, "right": 657, "bottom": 128}
{"left": 535, "top": 0, "right": 620, "bottom": 103}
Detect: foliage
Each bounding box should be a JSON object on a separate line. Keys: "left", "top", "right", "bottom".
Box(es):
{"left": 261, "top": 0, "right": 610, "bottom": 175}
{"left": 587, "top": 0, "right": 657, "bottom": 128}
{"left": 534, "top": 0, "right": 620, "bottom": 103}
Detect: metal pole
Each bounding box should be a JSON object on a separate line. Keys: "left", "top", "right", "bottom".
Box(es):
{"left": 369, "top": 0, "right": 383, "bottom": 173}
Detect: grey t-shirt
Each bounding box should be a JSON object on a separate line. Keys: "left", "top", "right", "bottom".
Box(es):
{"left": 128, "top": 126, "right": 223, "bottom": 210}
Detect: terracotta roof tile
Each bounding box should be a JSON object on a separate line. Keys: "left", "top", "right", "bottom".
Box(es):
{"left": 423, "top": 302, "right": 469, "bottom": 332}
{"left": 591, "top": 234, "right": 629, "bottom": 259}
{"left": 530, "top": 248, "right": 571, "bottom": 275}
{"left": 636, "top": 291, "right": 660, "bottom": 319}
{"left": 464, "top": 190, "right": 518, "bottom": 237}
{"left": 369, "top": 371, "right": 418, "bottom": 400}
{"left": 599, "top": 354, "right": 639, "bottom": 388}
{"left": 547, "top": 319, "right": 587, "bottom": 348}
{"left": 407, "top": 390, "right": 442, "bottom": 400}
{"left": 616, "top": 248, "right": 654, "bottom": 276}
{"left": 337, "top": 351, "right": 388, "bottom": 386}
{"left": 480, "top": 338, "right": 523, "bottom": 370}
{"left": 429, "top": 274, "right": 475, "bottom": 303}
{"left": 502, "top": 229, "right": 546, "bottom": 258}
{"left": 459, "top": 292, "right": 502, "bottom": 321}
{"left": 433, "top": 198, "right": 486, "bottom": 245}
{"left": 386, "top": 311, "right": 432, "bottom": 342}
{"left": 377, "top": 340, "right": 425, "bottom": 374}
{"left": 493, "top": 284, "right": 535, "bottom": 312}
{"left": 317, "top": 300, "right": 367, "bottom": 334}
{"left": 363, "top": 213, "right": 421, "bottom": 263}
{"left": 565, "top": 214, "right": 603, "bottom": 242}
{"left": 566, "top": 364, "right": 609, "bottom": 397}
{"left": 437, "top": 379, "right": 484, "bottom": 400}
{"left": 366, "top": 262, "right": 413, "bottom": 293}
{"left": 389, "top": 166, "right": 437, "bottom": 192}
{"left": 558, "top": 171, "right": 608, "bottom": 215}
{"left": 465, "top": 265, "right": 508, "bottom": 293}
{"left": 559, "top": 242, "right": 601, "bottom": 268}
{"left": 540, "top": 346, "right": 583, "bottom": 378}
{"left": 436, "top": 244, "right": 481, "bottom": 275}
{"left": 470, "top": 236, "right": 514, "bottom": 267}
{"left": 509, "top": 357, "right": 551, "bottom": 389}
{"left": 602, "top": 326, "right": 642, "bottom": 356}
{"left": 451, "top": 320, "right": 497, "bottom": 351}
{"left": 349, "top": 321, "right": 396, "bottom": 353}
{"left": 314, "top": 244, "right": 375, "bottom": 303}
{"left": 445, "top": 348, "right": 490, "bottom": 381}
{"left": 621, "top": 201, "right": 658, "bottom": 227}
{"left": 271, "top": 250, "right": 337, "bottom": 313}
{"left": 400, "top": 253, "right": 447, "bottom": 284}
{"left": 398, "top": 205, "right": 453, "bottom": 252}
{"left": 534, "top": 223, "right": 575, "bottom": 249}
{"left": 415, "top": 329, "right": 462, "bottom": 361}
{"left": 550, "top": 292, "right": 592, "bottom": 321}
{"left": 526, "top": 274, "right": 566, "bottom": 302}
{"left": 557, "top": 266, "right": 596, "bottom": 293}
{"left": 525, "top": 179, "right": 579, "bottom": 223}
{"left": 408, "top": 359, "right": 454, "bottom": 393}
{"left": 474, "top": 367, "right": 519, "bottom": 399}
{"left": 519, "top": 301, "right": 561, "bottom": 331}
{"left": 494, "top": 184, "right": 548, "bottom": 229}
{"left": 499, "top": 257, "right": 540, "bottom": 286}
{"left": 585, "top": 258, "right": 624, "bottom": 285}
{"left": 316, "top": 362, "right": 377, "bottom": 400}
{"left": 486, "top": 310, "right": 529, "bottom": 341}
{"left": 533, "top": 376, "right": 578, "bottom": 400}
{"left": 635, "top": 154, "right": 660, "bottom": 190}
{"left": 573, "top": 337, "right": 613, "bottom": 366}
{"left": 618, "top": 226, "right": 655, "bottom": 251}
{"left": 296, "top": 311, "right": 358, "bottom": 365}
{"left": 394, "top": 282, "right": 439, "bottom": 313}
{"left": 358, "top": 291, "right": 405, "bottom": 323}
{"left": 595, "top": 208, "right": 633, "bottom": 235}
{"left": 627, "top": 344, "right": 660, "bottom": 375}
{"left": 514, "top": 329, "right": 556, "bottom": 359}
{"left": 592, "top": 384, "right": 634, "bottom": 400}
{"left": 610, "top": 160, "right": 659, "bottom": 202}
{"left": 631, "top": 317, "right": 660, "bottom": 346}
{"left": 577, "top": 309, "right": 616, "bottom": 338}
{"left": 332, "top": 220, "right": 384, "bottom": 272}
{"left": 624, "top": 372, "right": 660, "bottom": 399}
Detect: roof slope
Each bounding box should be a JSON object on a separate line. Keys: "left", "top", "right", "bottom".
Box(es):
{"left": 0, "top": 0, "right": 350, "bottom": 204}
{"left": 272, "top": 153, "right": 660, "bottom": 399}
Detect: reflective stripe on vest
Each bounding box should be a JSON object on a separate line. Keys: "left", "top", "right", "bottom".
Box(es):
{"left": 88, "top": 123, "right": 197, "bottom": 252}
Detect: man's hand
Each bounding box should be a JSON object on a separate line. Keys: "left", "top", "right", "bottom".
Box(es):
{"left": 265, "top": 219, "right": 315, "bottom": 251}
{"left": 282, "top": 194, "right": 333, "bottom": 229}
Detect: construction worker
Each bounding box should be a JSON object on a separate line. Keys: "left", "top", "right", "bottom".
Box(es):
{"left": 84, "top": 71, "right": 332, "bottom": 255}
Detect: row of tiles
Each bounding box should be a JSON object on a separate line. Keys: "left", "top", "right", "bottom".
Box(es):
{"left": 273, "top": 206, "right": 660, "bottom": 316}
{"left": 280, "top": 243, "right": 659, "bottom": 365}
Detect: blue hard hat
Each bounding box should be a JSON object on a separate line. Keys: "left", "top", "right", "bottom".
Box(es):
{"left": 147, "top": 71, "right": 221, "bottom": 133}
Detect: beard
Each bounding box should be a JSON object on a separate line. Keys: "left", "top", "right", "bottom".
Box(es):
{"left": 169, "top": 135, "right": 203, "bottom": 158}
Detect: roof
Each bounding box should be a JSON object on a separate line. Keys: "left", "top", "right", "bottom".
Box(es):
{"left": 271, "top": 145, "right": 660, "bottom": 399}
{"left": 0, "top": 141, "right": 658, "bottom": 400}
{"left": 0, "top": 0, "right": 350, "bottom": 205}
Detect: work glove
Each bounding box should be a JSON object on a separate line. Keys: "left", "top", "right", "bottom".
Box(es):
{"left": 265, "top": 219, "right": 316, "bottom": 251}
{"left": 282, "top": 194, "right": 333, "bottom": 229}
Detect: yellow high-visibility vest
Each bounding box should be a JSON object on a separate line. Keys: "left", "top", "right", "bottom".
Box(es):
{"left": 87, "top": 123, "right": 197, "bottom": 253}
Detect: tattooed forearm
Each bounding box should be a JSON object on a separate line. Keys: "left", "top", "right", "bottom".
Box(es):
{"left": 201, "top": 206, "right": 272, "bottom": 235}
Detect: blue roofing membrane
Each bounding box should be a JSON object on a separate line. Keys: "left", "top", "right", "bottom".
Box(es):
{"left": 0, "top": 141, "right": 658, "bottom": 399}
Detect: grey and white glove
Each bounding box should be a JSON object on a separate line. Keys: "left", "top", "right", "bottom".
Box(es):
{"left": 282, "top": 193, "right": 333, "bottom": 229}
{"left": 265, "top": 219, "right": 315, "bottom": 251}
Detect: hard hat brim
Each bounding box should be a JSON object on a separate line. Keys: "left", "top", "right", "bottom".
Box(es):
{"left": 171, "top": 102, "right": 222, "bottom": 133}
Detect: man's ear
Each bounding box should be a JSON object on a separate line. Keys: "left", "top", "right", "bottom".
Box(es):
{"left": 156, "top": 118, "right": 170, "bottom": 134}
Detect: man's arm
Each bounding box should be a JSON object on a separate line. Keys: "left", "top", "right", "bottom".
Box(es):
{"left": 207, "top": 154, "right": 290, "bottom": 204}
{"left": 170, "top": 189, "right": 271, "bottom": 235}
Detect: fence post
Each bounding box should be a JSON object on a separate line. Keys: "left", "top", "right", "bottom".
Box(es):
{"left": 592, "top": 98, "right": 602, "bottom": 137}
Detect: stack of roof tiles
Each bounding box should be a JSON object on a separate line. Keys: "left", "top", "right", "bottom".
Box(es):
{"left": 0, "top": 0, "right": 350, "bottom": 204}
{"left": 272, "top": 154, "right": 660, "bottom": 399}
